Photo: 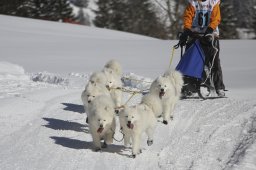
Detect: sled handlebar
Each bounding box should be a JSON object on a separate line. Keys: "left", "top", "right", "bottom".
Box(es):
{"left": 174, "top": 32, "right": 217, "bottom": 49}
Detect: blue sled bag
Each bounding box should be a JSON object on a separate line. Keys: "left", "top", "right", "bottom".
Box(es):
{"left": 176, "top": 40, "right": 205, "bottom": 79}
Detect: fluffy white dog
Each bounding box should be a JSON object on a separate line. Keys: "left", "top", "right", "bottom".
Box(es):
{"left": 87, "top": 95, "right": 116, "bottom": 151}
{"left": 163, "top": 69, "right": 184, "bottom": 98}
{"left": 81, "top": 82, "right": 110, "bottom": 113}
{"left": 141, "top": 93, "right": 163, "bottom": 118}
{"left": 88, "top": 71, "right": 108, "bottom": 86}
{"left": 103, "top": 59, "right": 122, "bottom": 77}
{"left": 149, "top": 70, "right": 183, "bottom": 125}
{"left": 102, "top": 60, "right": 123, "bottom": 111}
{"left": 119, "top": 93, "right": 162, "bottom": 147}
{"left": 118, "top": 108, "right": 132, "bottom": 147}
{"left": 105, "top": 71, "right": 123, "bottom": 111}
{"left": 81, "top": 59, "right": 123, "bottom": 115}
{"left": 120, "top": 103, "right": 157, "bottom": 158}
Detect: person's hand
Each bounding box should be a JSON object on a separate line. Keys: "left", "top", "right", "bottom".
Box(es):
{"left": 204, "top": 27, "right": 214, "bottom": 36}
{"left": 202, "top": 27, "right": 214, "bottom": 45}
{"left": 179, "top": 29, "right": 192, "bottom": 46}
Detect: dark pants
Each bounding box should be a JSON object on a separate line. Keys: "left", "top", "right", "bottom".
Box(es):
{"left": 186, "top": 38, "right": 225, "bottom": 91}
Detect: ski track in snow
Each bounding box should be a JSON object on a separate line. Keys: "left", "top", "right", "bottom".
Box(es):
{"left": 0, "top": 72, "right": 256, "bottom": 170}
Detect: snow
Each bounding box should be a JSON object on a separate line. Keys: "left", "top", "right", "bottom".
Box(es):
{"left": 0, "top": 15, "right": 256, "bottom": 170}
{"left": 0, "top": 62, "right": 29, "bottom": 80}
{"left": 31, "top": 72, "right": 69, "bottom": 85}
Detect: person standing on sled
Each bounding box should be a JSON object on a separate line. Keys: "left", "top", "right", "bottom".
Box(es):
{"left": 179, "top": 0, "right": 225, "bottom": 97}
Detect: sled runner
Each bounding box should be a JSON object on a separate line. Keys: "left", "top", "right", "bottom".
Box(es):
{"left": 175, "top": 34, "right": 225, "bottom": 100}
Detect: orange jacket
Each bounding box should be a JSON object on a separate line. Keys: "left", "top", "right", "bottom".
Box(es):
{"left": 183, "top": 1, "right": 221, "bottom": 31}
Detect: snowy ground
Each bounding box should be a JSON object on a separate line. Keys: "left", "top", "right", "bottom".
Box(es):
{"left": 0, "top": 15, "right": 256, "bottom": 170}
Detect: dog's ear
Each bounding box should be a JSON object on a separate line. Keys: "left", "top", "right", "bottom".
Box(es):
{"left": 90, "top": 80, "right": 97, "bottom": 86}
{"left": 156, "top": 76, "right": 163, "bottom": 83}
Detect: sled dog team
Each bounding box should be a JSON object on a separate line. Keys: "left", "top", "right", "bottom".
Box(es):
{"left": 81, "top": 59, "right": 184, "bottom": 157}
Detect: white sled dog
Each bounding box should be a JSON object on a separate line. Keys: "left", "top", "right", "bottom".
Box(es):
{"left": 103, "top": 60, "right": 123, "bottom": 111}
{"left": 103, "top": 59, "right": 122, "bottom": 77}
{"left": 81, "top": 82, "right": 110, "bottom": 113}
{"left": 87, "top": 95, "right": 116, "bottom": 151}
{"left": 119, "top": 94, "right": 162, "bottom": 147}
{"left": 88, "top": 71, "right": 108, "bottom": 86}
{"left": 149, "top": 70, "right": 183, "bottom": 124}
{"left": 141, "top": 93, "right": 163, "bottom": 118}
{"left": 163, "top": 69, "right": 184, "bottom": 97}
{"left": 120, "top": 103, "right": 157, "bottom": 158}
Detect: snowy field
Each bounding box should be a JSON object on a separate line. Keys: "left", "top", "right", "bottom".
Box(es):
{"left": 0, "top": 15, "right": 256, "bottom": 170}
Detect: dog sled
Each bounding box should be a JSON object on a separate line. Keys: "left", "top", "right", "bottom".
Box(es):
{"left": 175, "top": 34, "right": 226, "bottom": 100}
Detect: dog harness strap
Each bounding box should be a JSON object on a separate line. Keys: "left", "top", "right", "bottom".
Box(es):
{"left": 111, "top": 128, "right": 125, "bottom": 142}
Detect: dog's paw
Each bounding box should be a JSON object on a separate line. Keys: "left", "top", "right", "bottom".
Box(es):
{"left": 163, "top": 120, "right": 168, "bottom": 125}
{"left": 131, "top": 149, "right": 142, "bottom": 158}
{"left": 94, "top": 147, "right": 102, "bottom": 152}
{"left": 147, "top": 140, "right": 153, "bottom": 146}
{"left": 130, "top": 154, "right": 136, "bottom": 158}
{"left": 101, "top": 142, "right": 108, "bottom": 148}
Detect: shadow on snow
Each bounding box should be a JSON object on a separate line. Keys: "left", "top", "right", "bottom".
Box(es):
{"left": 50, "top": 136, "right": 126, "bottom": 154}
{"left": 62, "top": 103, "right": 84, "bottom": 114}
{"left": 50, "top": 136, "right": 92, "bottom": 150}
{"left": 43, "top": 117, "right": 89, "bottom": 133}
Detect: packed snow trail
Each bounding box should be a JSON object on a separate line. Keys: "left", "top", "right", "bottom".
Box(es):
{"left": 0, "top": 84, "right": 255, "bottom": 170}
{"left": 158, "top": 99, "right": 256, "bottom": 170}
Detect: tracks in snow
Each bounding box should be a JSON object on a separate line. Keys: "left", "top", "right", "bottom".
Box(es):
{"left": 0, "top": 89, "right": 256, "bottom": 170}
{"left": 157, "top": 98, "right": 256, "bottom": 170}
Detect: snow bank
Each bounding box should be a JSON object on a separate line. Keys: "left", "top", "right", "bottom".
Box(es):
{"left": 31, "top": 72, "right": 69, "bottom": 85}
{"left": 122, "top": 72, "right": 152, "bottom": 91}
{"left": 0, "top": 61, "right": 29, "bottom": 80}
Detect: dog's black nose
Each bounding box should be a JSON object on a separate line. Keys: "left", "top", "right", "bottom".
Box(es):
{"left": 88, "top": 100, "right": 91, "bottom": 103}
{"left": 100, "top": 124, "right": 103, "bottom": 128}
{"left": 161, "top": 88, "right": 164, "bottom": 92}
{"left": 128, "top": 121, "right": 131, "bottom": 124}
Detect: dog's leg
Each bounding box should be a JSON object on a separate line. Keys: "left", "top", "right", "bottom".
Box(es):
{"left": 105, "top": 120, "right": 116, "bottom": 144}
{"left": 123, "top": 129, "right": 132, "bottom": 147}
{"left": 146, "top": 128, "right": 154, "bottom": 146}
{"left": 162, "top": 102, "right": 171, "bottom": 125}
{"left": 132, "top": 132, "right": 142, "bottom": 157}
{"left": 92, "top": 133, "right": 101, "bottom": 151}
{"left": 92, "top": 132, "right": 101, "bottom": 151}
{"left": 169, "top": 101, "right": 177, "bottom": 120}
{"left": 104, "top": 130, "right": 114, "bottom": 144}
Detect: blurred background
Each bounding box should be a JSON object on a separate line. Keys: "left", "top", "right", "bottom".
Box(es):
{"left": 0, "top": 0, "right": 255, "bottom": 39}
